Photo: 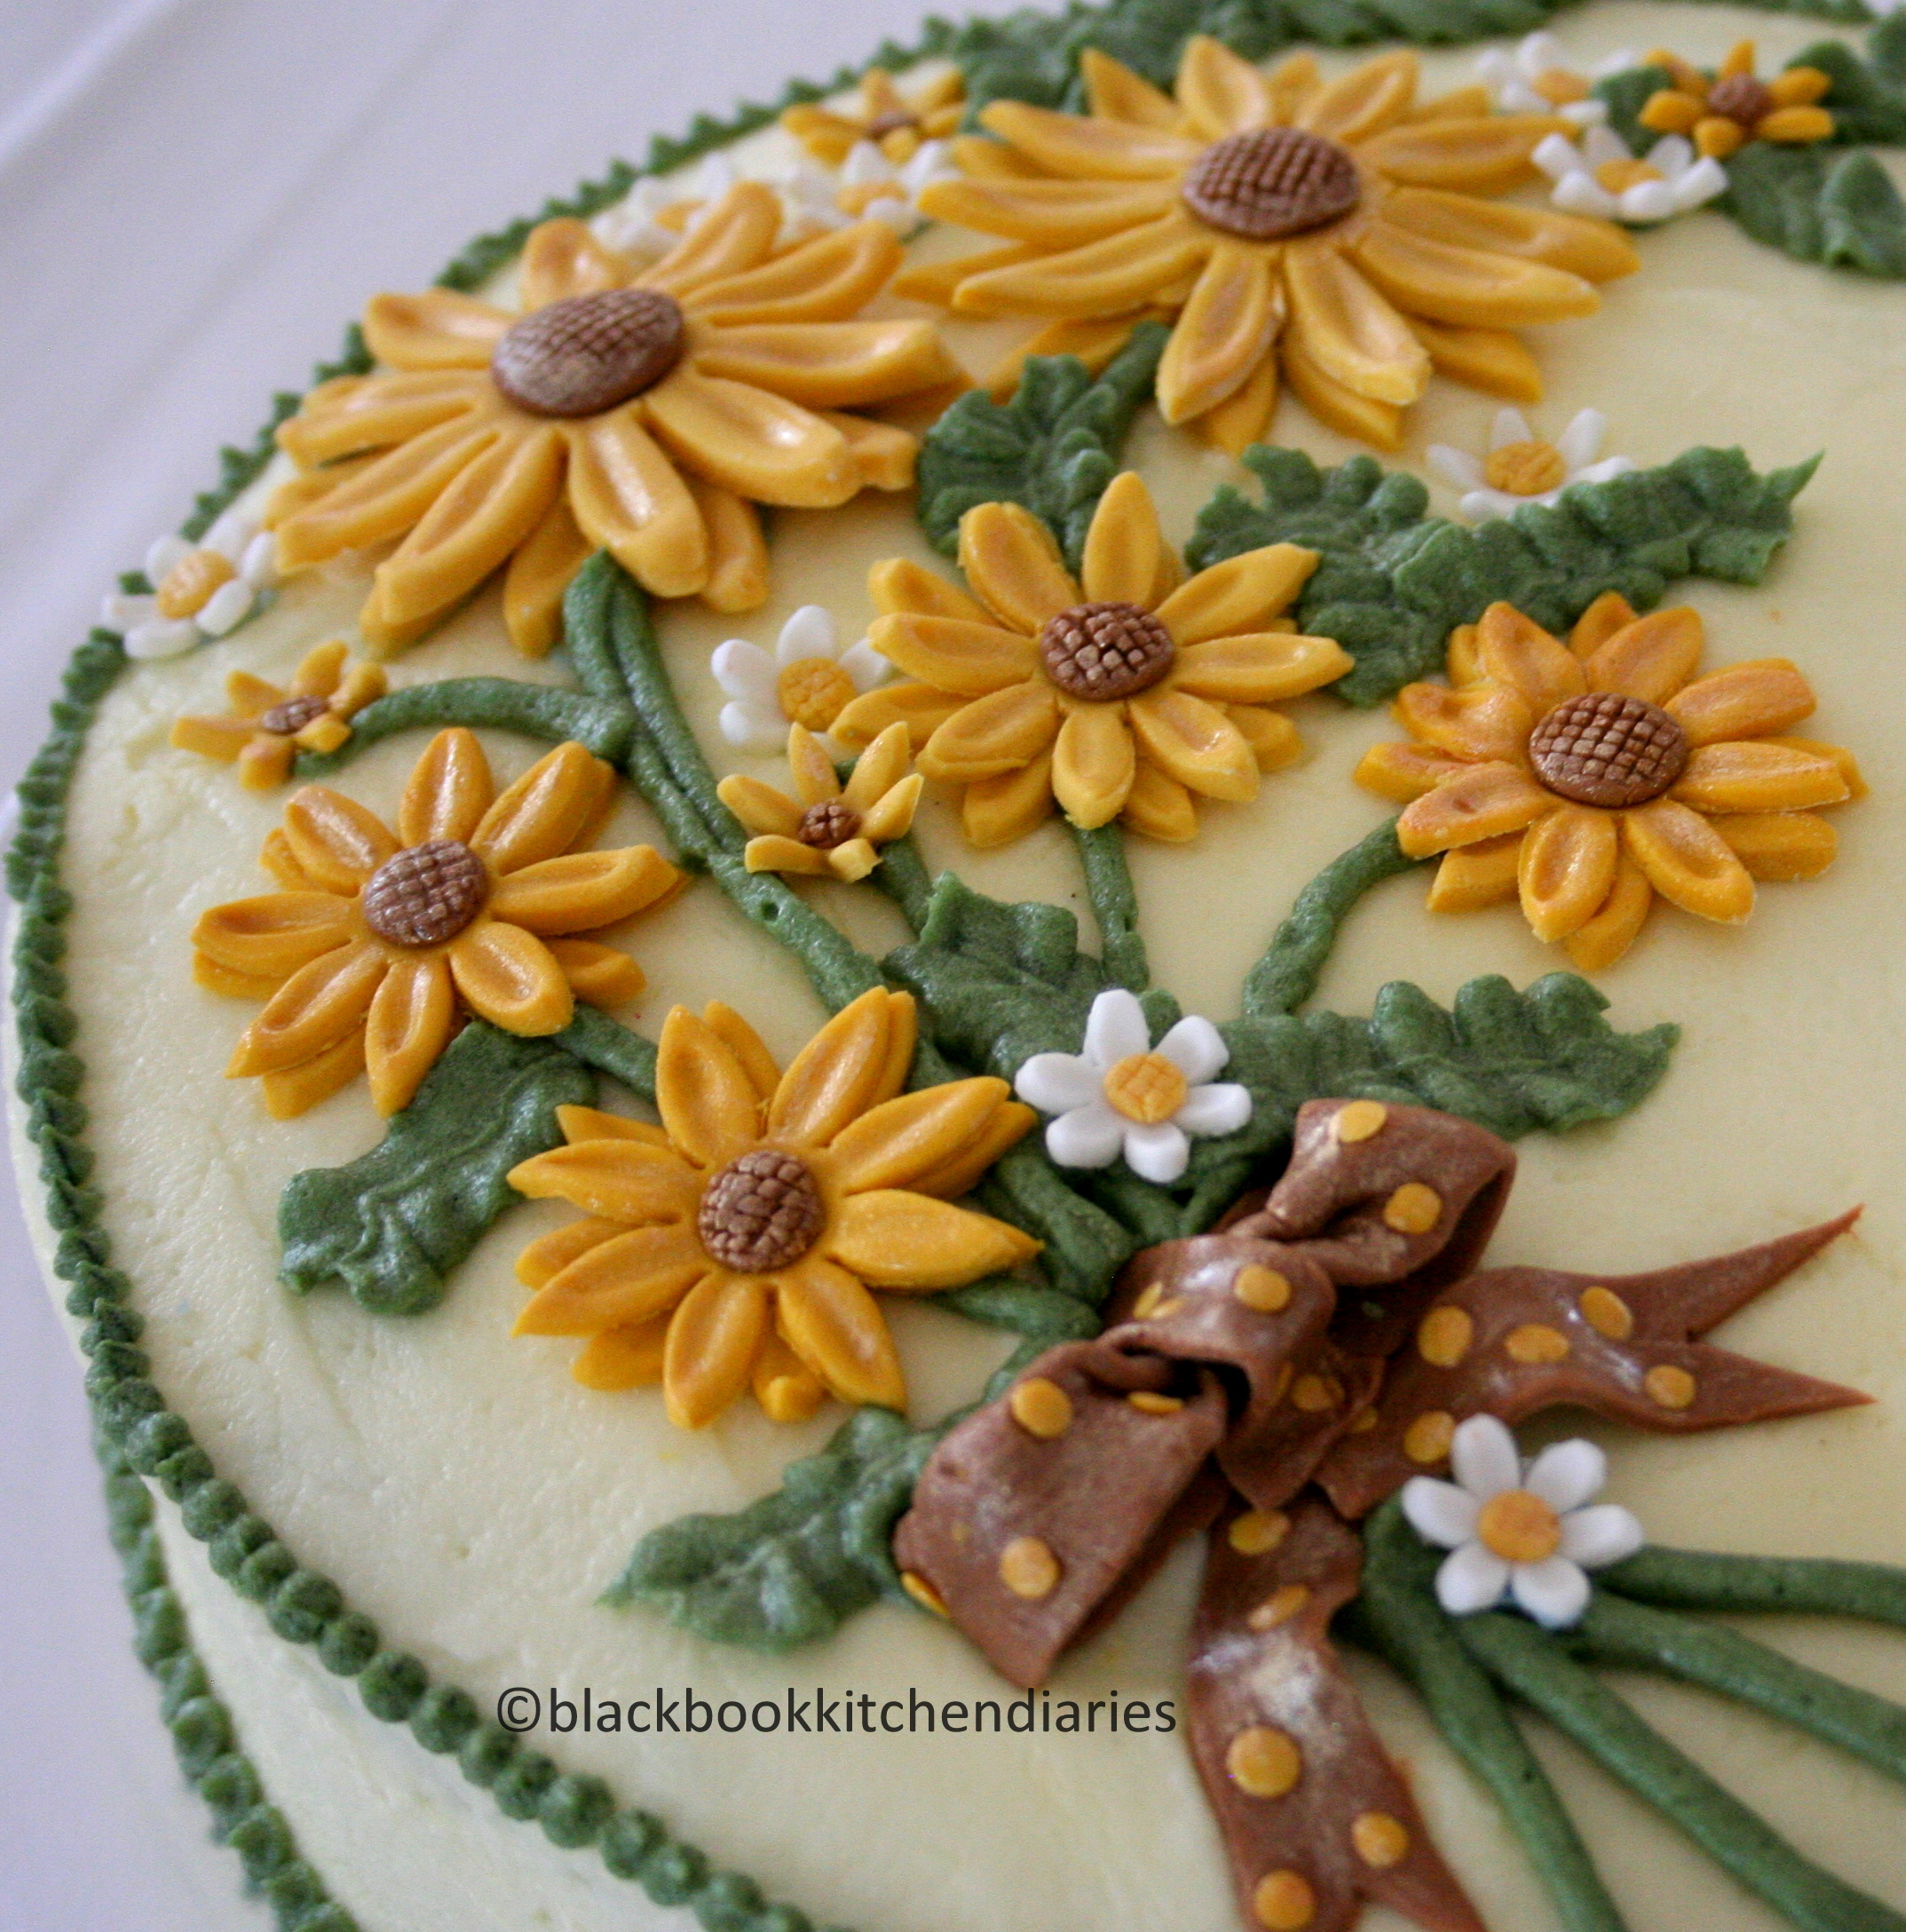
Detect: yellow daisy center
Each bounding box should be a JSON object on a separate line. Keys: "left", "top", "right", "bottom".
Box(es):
{"left": 155, "top": 548, "right": 236, "bottom": 620}
{"left": 1531, "top": 67, "right": 1592, "bottom": 105}
{"left": 778, "top": 657, "right": 858, "bottom": 731}
{"left": 491, "top": 287, "right": 686, "bottom": 418}
{"left": 1181, "top": 126, "right": 1362, "bottom": 242}
{"left": 1103, "top": 1051, "right": 1189, "bottom": 1126}
{"left": 1483, "top": 440, "right": 1569, "bottom": 496}
{"left": 360, "top": 839, "right": 490, "bottom": 948}
{"left": 1594, "top": 156, "right": 1664, "bottom": 195}
{"left": 1475, "top": 1488, "right": 1563, "bottom": 1564}
{"left": 698, "top": 1148, "right": 826, "bottom": 1272}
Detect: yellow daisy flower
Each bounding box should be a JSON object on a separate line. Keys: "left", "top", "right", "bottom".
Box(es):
{"left": 1357, "top": 595, "right": 1863, "bottom": 969}
{"left": 169, "top": 639, "right": 387, "bottom": 788}
{"left": 509, "top": 987, "right": 1039, "bottom": 1428}
{"left": 909, "top": 36, "right": 1641, "bottom": 451}
{"left": 1637, "top": 40, "right": 1834, "bottom": 162}
{"left": 717, "top": 722, "right": 923, "bottom": 882}
{"left": 192, "top": 728, "right": 682, "bottom": 1117}
{"left": 831, "top": 471, "right": 1352, "bottom": 845}
{"left": 267, "top": 188, "right": 960, "bottom": 653}
{"left": 781, "top": 66, "right": 966, "bottom": 168}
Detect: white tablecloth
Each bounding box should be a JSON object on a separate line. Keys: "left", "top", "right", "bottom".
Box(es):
{"left": 0, "top": 4, "right": 935, "bottom": 1922}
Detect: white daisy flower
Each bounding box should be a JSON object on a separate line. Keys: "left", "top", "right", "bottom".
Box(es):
{"left": 1474, "top": 33, "right": 1628, "bottom": 124}
{"left": 1428, "top": 408, "right": 1635, "bottom": 523}
{"left": 1014, "top": 988, "right": 1253, "bottom": 1186}
{"left": 1534, "top": 126, "right": 1729, "bottom": 226}
{"left": 834, "top": 137, "right": 960, "bottom": 235}
{"left": 710, "top": 605, "right": 890, "bottom": 751}
{"left": 1403, "top": 1413, "right": 1644, "bottom": 1629}
{"left": 594, "top": 154, "right": 742, "bottom": 259}
{"left": 100, "top": 508, "right": 276, "bottom": 661}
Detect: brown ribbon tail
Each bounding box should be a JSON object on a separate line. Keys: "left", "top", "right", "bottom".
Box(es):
{"left": 1188, "top": 1495, "right": 1487, "bottom": 1932}
{"left": 1317, "top": 1215, "right": 1869, "bottom": 1519}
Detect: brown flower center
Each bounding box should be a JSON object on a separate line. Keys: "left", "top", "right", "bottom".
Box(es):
{"left": 865, "top": 109, "right": 918, "bottom": 140}
{"left": 699, "top": 1149, "right": 826, "bottom": 1273}
{"left": 1181, "top": 128, "right": 1362, "bottom": 242}
{"left": 491, "top": 287, "right": 686, "bottom": 418}
{"left": 1040, "top": 600, "right": 1174, "bottom": 701}
{"left": 1706, "top": 72, "right": 1772, "bottom": 129}
{"left": 1529, "top": 692, "right": 1689, "bottom": 808}
{"left": 360, "top": 839, "right": 490, "bottom": 947}
{"left": 1475, "top": 1488, "right": 1562, "bottom": 1564}
{"left": 258, "top": 694, "right": 330, "bottom": 737}
{"left": 796, "top": 799, "right": 864, "bottom": 850}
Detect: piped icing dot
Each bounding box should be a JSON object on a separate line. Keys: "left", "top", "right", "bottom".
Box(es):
{"left": 1000, "top": 1535, "right": 1061, "bottom": 1599}
{"left": 1418, "top": 1305, "right": 1474, "bottom": 1367}
{"left": 1229, "top": 1509, "right": 1289, "bottom": 1556}
{"left": 1646, "top": 1364, "right": 1698, "bottom": 1410}
{"left": 1103, "top": 1050, "right": 1190, "bottom": 1126}
{"left": 1291, "top": 1374, "right": 1340, "bottom": 1413}
{"left": 1128, "top": 1390, "right": 1185, "bottom": 1415}
{"left": 1580, "top": 1285, "right": 1635, "bottom": 1340}
{"left": 1009, "top": 1376, "right": 1073, "bottom": 1439}
{"left": 1383, "top": 1182, "right": 1443, "bottom": 1235}
{"left": 360, "top": 839, "right": 489, "bottom": 948}
{"left": 697, "top": 1150, "right": 826, "bottom": 1273}
{"left": 1352, "top": 1811, "right": 1412, "bottom": 1869}
{"left": 1506, "top": 1322, "right": 1571, "bottom": 1365}
{"left": 1404, "top": 1411, "right": 1457, "bottom": 1464}
{"left": 1248, "top": 1584, "right": 1310, "bottom": 1631}
{"left": 1529, "top": 691, "right": 1689, "bottom": 807}
{"left": 1039, "top": 600, "right": 1175, "bottom": 701}
{"left": 1228, "top": 1725, "right": 1303, "bottom": 1799}
{"left": 1475, "top": 1488, "right": 1562, "bottom": 1564}
{"left": 1332, "top": 1099, "right": 1388, "bottom": 1143}
{"left": 1482, "top": 439, "right": 1568, "bottom": 497}
{"left": 1234, "top": 1264, "right": 1292, "bottom": 1312}
{"left": 1182, "top": 127, "right": 1360, "bottom": 241}
{"left": 778, "top": 656, "right": 858, "bottom": 732}
{"left": 1252, "top": 1868, "right": 1317, "bottom": 1929}
{"left": 795, "top": 798, "right": 864, "bottom": 850}
{"left": 491, "top": 286, "right": 686, "bottom": 418}
{"left": 901, "top": 1571, "right": 949, "bottom": 1617}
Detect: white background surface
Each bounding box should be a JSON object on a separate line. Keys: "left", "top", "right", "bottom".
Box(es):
{"left": 0, "top": 4, "right": 936, "bottom": 1924}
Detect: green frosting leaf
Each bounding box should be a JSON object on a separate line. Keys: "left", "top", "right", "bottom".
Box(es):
{"left": 1724, "top": 141, "right": 1906, "bottom": 277}
{"left": 605, "top": 1406, "right": 937, "bottom": 1648}
{"left": 278, "top": 1022, "right": 593, "bottom": 1316}
{"left": 1188, "top": 443, "right": 1819, "bottom": 705}
{"left": 914, "top": 324, "right": 1168, "bottom": 569}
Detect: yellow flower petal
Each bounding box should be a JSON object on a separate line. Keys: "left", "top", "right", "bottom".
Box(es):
{"left": 509, "top": 1138, "right": 700, "bottom": 1223}
{"left": 1404, "top": 315, "right": 1542, "bottom": 404}
{"left": 261, "top": 1028, "right": 368, "bottom": 1120}
{"left": 692, "top": 220, "right": 904, "bottom": 326}
{"left": 751, "top": 1324, "right": 826, "bottom": 1423}
{"left": 743, "top": 835, "right": 829, "bottom": 876}
{"left": 677, "top": 473, "right": 770, "bottom": 614}
{"left": 1228, "top": 704, "right": 1304, "bottom": 772}
{"left": 518, "top": 218, "right": 630, "bottom": 311}
{"left": 717, "top": 774, "right": 803, "bottom": 838}
{"left": 909, "top": 1100, "right": 1039, "bottom": 1200}
{"left": 516, "top": 1214, "right": 624, "bottom": 1289}
{"left": 574, "top": 1319, "right": 671, "bottom": 1392}
{"left": 1621, "top": 799, "right": 1755, "bottom": 923}
{"left": 870, "top": 612, "right": 1040, "bottom": 698}
{"left": 258, "top": 828, "right": 316, "bottom": 892}
{"left": 1356, "top": 740, "right": 1471, "bottom": 803}
{"left": 775, "top": 1258, "right": 906, "bottom": 1410}
{"left": 786, "top": 724, "right": 842, "bottom": 808}
{"left": 831, "top": 682, "right": 968, "bottom": 754}
{"left": 365, "top": 954, "right": 456, "bottom": 1115}
{"left": 1081, "top": 46, "right": 1182, "bottom": 125}
{"left": 488, "top": 846, "right": 681, "bottom": 933}
{"left": 504, "top": 492, "right": 596, "bottom": 658}
{"left": 1359, "top": 114, "right": 1562, "bottom": 193}
{"left": 1569, "top": 590, "right": 1639, "bottom": 661}
{"left": 1517, "top": 804, "right": 1618, "bottom": 943}
{"left": 642, "top": 181, "right": 782, "bottom": 298}
{"left": 1352, "top": 221, "right": 1599, "bottom": 329}
{"left": 1563, "top": 854, "right": 1654, "bottom": 970}
{"left": 1298, "top": 49, "right": 1419, "bottom": 144}
{"left": 656, "top": 1005, "right": 763, "bottom": 1167}
{"left": 645, "top": 366, "right": 858, "bottom": 509}
{"left": 1665, "top": 659, "right": 1815, "bottom": 745}
{"left": 701, "top": 1002, "right": 781, "bottom": 1104}
{"left": 1670, "top": 741, "right": 1850, "bottom": 814}
{"left": 1584, "top": 607, "right": 1704, "bottom": 704}
{"left": 1426, "top": 831, "right": 1525, "bottom": 911}
{"left": 985, "top": 314, "right": 1146, "bottom": 402}
{"left": 277, "top": 370, "right": 491, "bottom": 468}
{"left": 1052, "top": 702, "right": 1138, "bottom": 827}
{"left": 977, "top": 99, "right": 1199, "bottom": 179}
{"left": 1396, "top": 764, "right": 1555, "bottom": 856}
{"left": 818, "top": 411, "right": 917, "bottom": 495}
{"left": 1392, "top": 681, "right": 1533, "bottom": 764}
{"left": 826, "top": 1189, "right": 1040, "bottom": 1288}
{"left": 1153, "top": 542, "right": 1317, "bottom": 645}
{"left": 770, "top": 986, "right": 905, "bottom": 1145}
{"left": 692, "top": 319, "right": 959, "bottom": 411}
{"left": 515, "top": 1225, "right": 709, "bottom": 1336}
{"left": 1170, "top": 631, "right": 1352, "bottom": 703}
{"left": 1157, "top": 242, "right": 1282, "bottom": 425}
{"left": 1475, "top": 601, "right": 1586, "bottom": 714}
{"left": 171, "top": 715, "right": 261, "bottom": 763}
{"left": 949, "top": 215, "right": 1206, "bottom": 321}
{"left": 563, "top": 405, "right": 710, "bottom": 601}
{"left": 826, "top": 1078, "right": 1016, "bottom": 1193}
{"left": 558, "top": 1105, "right": 671, "bottom": 1148}
{"left": 1279, "top": 241, "right": 1431, "bottom": 406}
{"left": 227, "top": 940, "right": 387, "bottom": 1077}
{"left": 842, "top": 723, "right": 913, "bottom": 812}
{"left": 917, "top": 682, "right": 1061, "bottom": 783}
{"left": 1712, "top": 812, "right": 1838, "bottom": 882}
{"left": 1768, "top": 735, "right": 1866, "bottom": 800}
{"left": 1192, "top": 348, "right": 1282, "bottom": 455}
{"left": 1127, "top": 688, "right": 1258, "bottom": 801}
{"left": 826, "top": 838, "right": 881, "bottom": 883}
{"left": 548, "top": 938, "right": 646, "bottom": 1009}
{"left": 664, "top": 1275, "right": 770, "bottom": 1428}
{"left": 361, "top": 290, "right": 511, "bottom": 370}
{"left": 192, "top": 893, "right": 356, "bottom": 979}
{"left": 448, "top": 921, "right": 573, "bottom": 1034}
{"left": 964, "top": 754, "right": 1057, "bottom": 846}
{"left": 1120, "top": 760, "right": 1198, "bottom": 841}
{"left": 958, "top": 500, "right": 1081, "bottom": 632}
{"left": 1280, "top": 334, "right": 1404, "bottom": 448}
{"left": 919, "top": 176, "right": 1181, "bottom": 248}
{"left": 1176, "top": 33, "right": 1277, "bottom": 139}
{"left": 870, "top": 556, "right": 993, "bottom": 625}
{"left": 283, "top": 785, "right": 399, "bottom": 891}
{"left": 858, "top": 774, "right": 923, "bottom": 844}
{"left": 1080, "top": 471, "right": 1177, "bottom": 607}
{"left": 1379, "top": 186, "right": 1639, "bottom": 282}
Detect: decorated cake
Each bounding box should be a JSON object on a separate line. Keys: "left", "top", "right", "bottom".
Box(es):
{"left": 15, "top": 3, "right": 1906, "bottom": 1929}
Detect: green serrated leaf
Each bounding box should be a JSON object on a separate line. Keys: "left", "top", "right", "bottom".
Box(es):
{"left": 277, "top": 1022, "right": 593, "bottom": 1315}
{"left": 914, "top": 323, "right": 1167, "bottom": 568}
{"left": 1188, "top": 444, "right": 1818, "bottom": 705}
{"left": 605, "top": 1406, "right": 937, "bottom": 1648}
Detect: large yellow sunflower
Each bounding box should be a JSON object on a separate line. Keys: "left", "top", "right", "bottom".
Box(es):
{"left": 509, "top": 987, "right": 1038, "bottom": 1427}
{"left": 193, "top": 728, "right": 682, "bottom": 1117}
{"left": 909, "top": 36, "right": 1641, "bottom": 451}
{"left": 831, "top": 471, "right": 1352, "bottom": 844}
{"left": 1358, "top": 596, "right": 1863, "bottom": 969}
{"left": 268, "top": 187, "right": 960, "bottom": 652}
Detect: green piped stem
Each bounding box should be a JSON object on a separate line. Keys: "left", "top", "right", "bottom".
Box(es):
{"left": 295, "top": 678, "right": 635, "bottom": 777}
{"left": 1576, "top": 1593, "right": 1906, "bottom": 1789}
{"left": 869, "top": 833, "right": 933, "bottom": 932}
{"left": 1602, "top": 1545, "right": 1906, "bottom": 1627}
{"left": 1071, "top": 822, "right": 1148, "bottom": 991}
{"left": 1241, "top": 819, "right": 1418, "bottom": 1017}
{"left": 558, "top": 559, "right": 637, "bottom": 707}
{"left": 1459, "top": 1610, "right": 1906, "bottom": 1932}
{"left": 1356, "top": 1501, "right": 1631, "bottom": 1932}
{"left": 554, "top": 1006, "right": 659, "bottom": 1100}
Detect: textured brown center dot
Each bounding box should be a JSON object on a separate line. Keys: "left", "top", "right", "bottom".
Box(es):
{"left": 1529, "top": 691, "right": 1689, "bottom": 807}
{"left": 1039, "top": 600, "right": 1175, "bottom": 701}
{"left": 1253, "top": 1869, "right": 1317, "bottom": 1930}
{"left": 1247, "top": 1583, "right": 1310, "bottom": 1631}
{"left": 1183, "top": 128, "right": 1362, "bottom": 241}
{"left": 1332, "top": 1099, "right": 1388, "bottom": 1144}
{"left": 1707, "top": 72, "right": 1773, "bottom": 127}
{"left": 795, "top": 798, "right": 863, "bottom": 850}
{"left": 1228, "top": 1509, "right": 1289, "bottom": 1556}
{"left": 1233, "top": 1264, "right": 1292, "bottom": 1313}
{"left": 1000, "top": 1535, "right": 1061, "bottom": 1599}
{"left": 491, "top": 287, "right": 686, "bottom": 418}
{"left": 1417, "top": 1304, "right": 1474, "bottom": 1368}
{"left": 1477, "top": 1488, "right": 1562, "bottom": 1564}
{"left": 1506, "top": 1322, "right": 1570, "bottom": 1365}
{"left": 259, "top": 694, "right": 330, "bottom": 737}
{"left": 1227, "top": 1726, "right": 1302, "bottom": 1799}
{"left": 360, "top": 839, "right": 489, "bottom": 947}
{"left": 698, "top": 1149, "right": 826, "bottom": 1273}
{"left": 1580, "top": 1285, "right": 1635, "bottom": 1341}
{"left": 1008, "top": 1376, "right": 1073, "bottom": 1439}
{"left": 1352, "top": 1812, "right": 1412, "bottom": 1869}
{"left": 1102, "top": 1049, "right": 1188, "bottom": 1125}
{"left": 1483, "top": 439, "right": 1568, "bottom": 497}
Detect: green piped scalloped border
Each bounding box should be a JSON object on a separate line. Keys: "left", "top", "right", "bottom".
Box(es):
{"left": 15, "top": 0, "right": 1896, "bottom": 1925}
